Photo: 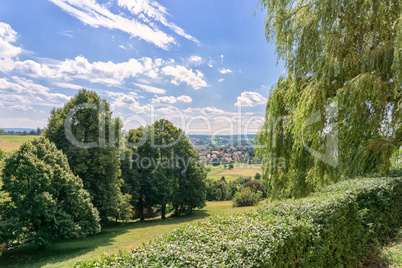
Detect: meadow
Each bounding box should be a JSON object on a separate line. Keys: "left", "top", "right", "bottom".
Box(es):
{"left": 0, "top": 136, "right": 37, "bottom": 152}
{"left": 0, "top": 200, "right": 265, "bottom": 267}
{"left": 207, "top": 163, "right": 262, "bottom": 181}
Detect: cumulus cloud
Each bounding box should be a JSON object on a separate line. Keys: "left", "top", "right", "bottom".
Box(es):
{"left": 49, "top": 0, "right": 176, "bottom": 50}
{"left": 162, "top": 65, "right": 207, "bottom": 90}
{"left": 235, "top": 91, "right": 267, "bottom": 107}
{"left": 0, "top": 22, "right": 22, "bottom": 60}
{"left": 133, "top": 82, "right": 166, "bottom": 94}
{"left": 106, "top": 91, "right": 150, "bottom": 114}
{"left": 219, "top": 68, "right": 232, "bottom": 74}
{"left": 188, "top": 55, "right": 202, "bottom": 65}
{"left": 151, "top": 95, "right": 176, "bottom": 104}
{"left": 177, "top": 95, "right": 192, "bottom": 103}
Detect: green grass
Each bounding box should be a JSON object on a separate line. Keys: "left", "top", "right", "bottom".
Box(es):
{"left": 0, "top": 136, "right": 37, "bottom": 152}
{"left": 365, "top": 233, "right": 402, "bottom": 267}
{"left": 207, "top": 164, "right": 262, "bottom": 181}
{"left": 0, "top": 201, "right": 264, "bottom": 268}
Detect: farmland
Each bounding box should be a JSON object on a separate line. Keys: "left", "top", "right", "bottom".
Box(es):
{"left": 207, "top": 164, "right": 262, "bottom": 181}
{"left": 0, "top": 136, "right": 37, "bottom": 152}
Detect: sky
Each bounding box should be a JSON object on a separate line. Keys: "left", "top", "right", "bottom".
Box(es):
{"left": 0, "top": 0, "right": 284, "bottom": 135}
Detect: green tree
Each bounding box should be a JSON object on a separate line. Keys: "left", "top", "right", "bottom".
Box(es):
{"left": 151, "top": 119, "right": 183, "bottom": 219}
{"left": 44, "top": 89, "right": 128, "bottom": 224}
{"left": 124, "top": 126, "right": 159, "bottom": 221}
{"left": 0, "top": 137, "right": 100, "bottom": 249}
{"left": 123, "top": 120, "right": 206, "bottom": 219}
{"left": 257, "top": 0, "right": 402, "bottom": 198}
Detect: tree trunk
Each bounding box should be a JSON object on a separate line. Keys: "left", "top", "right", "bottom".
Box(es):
{"left": 161, "top": 201, "right": 166, "bottom": 219}
{"left": 139, "top": 197, "right": 144, "bottom": 222}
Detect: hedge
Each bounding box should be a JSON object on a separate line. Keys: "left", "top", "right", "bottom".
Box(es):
{"left": 76, "top": 177, "right": 402, "bottom": 267}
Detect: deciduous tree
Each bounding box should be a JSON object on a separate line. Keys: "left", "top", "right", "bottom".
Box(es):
{"left": 0, "top": 137, "right": 100, "bottom": 249}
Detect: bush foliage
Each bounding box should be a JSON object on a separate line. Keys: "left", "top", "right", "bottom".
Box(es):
{"left": 232, "top": 187, "right": 262, "bottom": 207}
{"left": 77, "top": 177, "right": 402, "bottom": 267}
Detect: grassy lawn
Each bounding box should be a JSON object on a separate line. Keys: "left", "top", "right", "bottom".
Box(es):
{"left": 0, "top": 136, "right": 37, "bottom": 152}
{"left": 0, "top": 201, "right": 265, "bottom": 268}
{"left": 207, "top": 164, "right": 262, "bottom": 181}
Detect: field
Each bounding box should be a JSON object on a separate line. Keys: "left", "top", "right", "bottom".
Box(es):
{"left": 0, "top": 136, "right": 37, "bottom": 152}
{"left": 207, "top": 164, "right": 262, "bottom": 181}
{"left": 0, "top": 201, "right": 265, "bottom": 268}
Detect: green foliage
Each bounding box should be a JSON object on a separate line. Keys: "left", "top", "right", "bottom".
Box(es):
{"left": 122, "top": 119, "right": 207, "bottom": 220}
{"left": 0, "top": 149, "right": 8, "bottom": 161}
{"left": 256, "top": 0, "right": 402, "bottom": 198}
{"left": 76, "top": 177, "right": 402, "bottom": 267}
{"left": 232, "top": 187, "right": 262, "bottom": 207}
{"left": 44, "top": 89, "right": 128, "bottom": 224}
{"left": 0, "top": 137, "right": 100, "bottom": 249}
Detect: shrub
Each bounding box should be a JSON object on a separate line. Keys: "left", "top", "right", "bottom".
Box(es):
{"left": 232, "top": 187, "right": 262, "bottom": 207}
{"left": 76, "top": 177, "right": 402, "bottom": 267}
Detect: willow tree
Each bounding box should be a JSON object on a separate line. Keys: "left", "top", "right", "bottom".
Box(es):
{"left": 256, "top": 0, "right": 402, "bottom": 198}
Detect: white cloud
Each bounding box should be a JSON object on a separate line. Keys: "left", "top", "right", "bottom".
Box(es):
{"left": 188, "top": 55, "right": 202, "bottom": 65}
{"left": 134, "top": 82, "right": 166, "bottom": 94}
{"left": 235, "top": 91, "right": 267, "bottom": 107}
{"left": 106, "top": 91, "right": 150, "bottom": 113}
{"left": 118, "top": 0, "right": 199, "bottom": 45}
{"left": 219, "top": 68, "right": 232, "bottom": 74}
{"left": 0, "top": 102, "right": 4, "bottom": 108}
{"left": 0, "top": 77, "right": 71, "bottom": 109}
{"left": 48, "top": 0, "right": 196, "bottom": 50}
{"left": 151, "top": 95, "right": 176, "bottom": 104}
{"left": 52, "top": 81, "right": 83, "bottom": 90}
{"left": 162, "top": 65, "right": 207, "bottom": 90}
{"left": 8, "top": 105, "right": 36, "bottom": 111}
{"left": 218, "top": 78, "right": 225, "bottom": 83}
{"left": 48, "top": 0, "right": 174, "bottom": 49}
{"left": 177, "top": 95, "right": 192, "bottom": 103}
{"left": 0, "top": 22, "right": 22, "bottom": 60}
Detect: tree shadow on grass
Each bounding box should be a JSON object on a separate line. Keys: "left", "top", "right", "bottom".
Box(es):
{"left": 0, "top": 209, "right": 211, "bottom": 268}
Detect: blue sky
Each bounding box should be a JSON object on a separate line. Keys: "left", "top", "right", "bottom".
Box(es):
{"left": 0, "top": 0, "right": 284, "bottom": 134}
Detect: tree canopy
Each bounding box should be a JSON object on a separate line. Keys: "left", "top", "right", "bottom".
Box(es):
{"left": 122, "top": 119, "right": 206, "bottom": 220}
{"left": 0, "top": 137, "right": 100, "bottom": 249}
{"left": 256, "top": 0, "right": 402, "bottom": 198}
{"left": 44, "top": 89, "right": 129, "bottom": 223}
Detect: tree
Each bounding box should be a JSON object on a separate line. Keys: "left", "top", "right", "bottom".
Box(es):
{"left": 44, "top": 89, "right": 129, "bottom": 224}
{"left": 0, "top": 137, "right": 100, "bottom": 249}
{"left": 124, "top": 126, "right": 160, "bottom": 221}
{"left": 257, "top": 0, "right": 402, "bottom": 198}
{"left": 151, "top": 119, "right": 183, "bottom": 219}
{"left": 123, "top": 120, "right": 206, "bottom": 219}
{"left": 254, "top": 173, "right": 261, "bottom": 180}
